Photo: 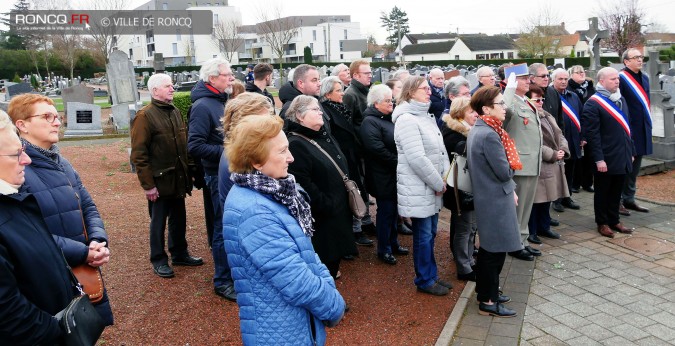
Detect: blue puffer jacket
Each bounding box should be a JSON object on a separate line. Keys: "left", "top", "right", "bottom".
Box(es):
{"left": 223, "top": 185, "right": 345, "bottom": 346}
{"left": 22, "top": 143, "right": 114, "bottom": 325}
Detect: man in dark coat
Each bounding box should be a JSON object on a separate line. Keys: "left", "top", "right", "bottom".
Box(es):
{"left": 551, "top": 68, "right": 582, "bottom": 212}
{"left": 619, "top": 48, "right": 652, "bottom": 214}
{"left": 581, "top": 67, "right": 636, "bottom": 238}
{"left": 530, "top": 63, "right": 563, "bottom": 131}
{"left": 131, "top": 73, "right": 203, "bottom": 279}
{"left": 245, "top": 63, "right": 275, "bottom": 111}
{"left": 428, "top": 68, "right": 446, "bottom": 128}
{"left": 187, "top": 58, "right": 236, "bottom": 301}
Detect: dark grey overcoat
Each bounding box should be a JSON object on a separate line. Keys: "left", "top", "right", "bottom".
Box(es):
{"left": 466, "top": 118, "right": 522, "bottom": 253}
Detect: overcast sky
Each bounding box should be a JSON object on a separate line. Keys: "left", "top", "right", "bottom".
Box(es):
{"left": 2, "top": 0, "right": 673, "bottom": 45}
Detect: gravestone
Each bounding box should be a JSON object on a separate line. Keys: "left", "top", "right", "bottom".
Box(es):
{"left": 64, "top": 102, "right": 102, "bottom": 137}
{"left": 5, "top": 82, "right": 33, "bottom": 101}
{"left": 579, "top": 17, "right": 609, "bottom": 72}
{"left": 646, "top": 51, "right": 675, "bottom": 167}
{"left": 106, "top": 51, "right": 139, "bottom": 132}
{"left": 153, "top": 53, "right": 165, "bottom": 73}
{"left": 466, "top": 73, "right": 479, "bottom": 89}
{"left": 61, "top": 84, "right": 94, "bottom": 114}
{"left": 111, "top": 104, "right": 130, "bottom": 133}
{"left": 381, "top": 69, "right": 391, "bottom": 84}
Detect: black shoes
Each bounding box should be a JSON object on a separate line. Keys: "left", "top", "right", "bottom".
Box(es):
{"left": 417, "top": 282, "right": 449, "bottom": 296}
{"left": 562, "top": 198, "right": 580, "bottom": 210}
{"left": 342, "top": 254, "right": 356, "bottom": 260}
{"left": 436, "top": 279, "right": 453, "bottom": 289}
{"left": 476, "top": 295, "right": 511, "bottom": 304}
{"left": 623, "top": 201, "right": 649, "bottom": 213}
{"left": 361, "top": 223, "right": 376, "bottom": 235}
{"left": 397, "top": 222, "right": 413, "bottom": 235}
{"left": 550, "top": 218, "right": 560, "bottom": 227}
{"left": 457, "top": 271, "right": 476, "bottom": 281}
{"left": 393, "top": 246, "right": 410, "bottom": 255}
{"left": 552, "top": 201, "right": 565, "bottom": 212}
{"left": 583, "top": 186, "right": 595, "bottom": 193}
{"left": 508, "top": 249, "right": 534, "bottom": 261}
{"left": 524, "top": 246, "right": 541, "bottom": 256}
{"left": 538, "top": 229, "right": 561, "bottom": 239}
{"left": 478, "top": 302, "right": 517, "bottom": 317}
{"left": 570, "top": 187, "right": 580, "bottom": 193}
{"left": 378, "top": 253, "right": 397, "bottom": 265}
{"left": 214, "top": 284, "right": 237, "bottom": 301}
{"left": 153, "top": 264, "right": 175, "bottom": 278}
{"left": 527, "top": 234, "right": 542, "bottom": 244}
{"left": 354, "top": 232, "right": 374, "bottom": 246}
{"left": 172, "top": 255, "right": 204, "bottom": 266}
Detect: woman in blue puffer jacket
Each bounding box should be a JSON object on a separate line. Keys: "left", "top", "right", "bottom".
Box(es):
{"left": 8, "top": 94, "right": 113, "bottom": 325}
{"left": 223, "top": 115, "right": 345, "bottom": 345}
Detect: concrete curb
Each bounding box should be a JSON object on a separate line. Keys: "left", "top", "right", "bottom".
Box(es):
{"left": 636, "top": 195, "right": 675, "bottom": 207}
{"left": 435, "top": 281, "right": 475, "bottom": 346}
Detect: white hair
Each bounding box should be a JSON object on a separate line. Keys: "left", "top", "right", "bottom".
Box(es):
{"left": 333, "top": 63, "right": 348, "bottom": 75}
{"left": 319, "top": 76, "right": 343, "bottom": 100}
{"left": 550, "top": 68, "right": 568, "bottom": 80}
{"left": 199, "top": 58, "right": 230, "bottom": 81}
{"left": 476, "top": 66, "right": 493, "bottom": 77}
{"left": 0, "top": 109, "right": 16, "bottom": 133}
{"left": 147, "top": 73, "right": 172, "bottom": 94}
{"left": 392, "top": 69, "right": 410, "bottom": 80}
{"left": 367, "top": 84, "right": 392, "bottom": 107}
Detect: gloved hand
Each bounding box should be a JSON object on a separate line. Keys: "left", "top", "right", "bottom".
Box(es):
{"left": 506, "top": 72, "right": 517, "bottom": 89}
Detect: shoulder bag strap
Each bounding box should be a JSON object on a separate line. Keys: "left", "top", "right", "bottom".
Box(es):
{"left": 452, "top": 154, "right": 462, "bottom": 216}
{"left": 288, "top": 131, "right": 348, "bottom": 180}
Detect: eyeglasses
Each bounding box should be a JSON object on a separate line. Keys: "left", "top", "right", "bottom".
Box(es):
{"left": 492, "top": 101, "right": 508, "bottom": 108}
{"left": 479, "top": 74, "right": 495, "bottom": 78}
{"left": 358, "top": 71, "right": 373, "bottom": 76}
{"left": 380, "top": 99, "right": 394, "bottom": 104}
{"left": 534, "top": 74, "right": 549, "bottom": 79}
{"left": 529, "top": 98, "right": 545, "bottom": 103}
{"left": 573, "top": 71, "right": 585, "bottom": 74}
{"left": 0, "top": 144, "right": 27, "bottom": 163}
{"left": 418, "top": 86, "right": 431, "bottom": 92}
{"left": 628, "top": 55, "right": 644, "bottom": 60}
{"left": 219, "top": 72, "right": 234, "bottom": 77}
{"left": 30, "top": 113, "right": 61, "bottom": 123}
{"left": 307, "top": 107, "right": 322, "bottom": 113}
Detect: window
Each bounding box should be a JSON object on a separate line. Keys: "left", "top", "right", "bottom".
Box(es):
{"left": 454, "top": 55, "right": 459, "bottom": 60}
{"left": 310, "top": 43, "right": 313, "bottom": 51}
{"left": 339, "top": 41, "right": 343, "bottom": 51}
{"left": 507, "top": 52, "right": 514, "bottom": 59}
{"left": 344, "top": 30, "right": 347, "bottom": 39}
{"left": 213, "top": 14, "right": 218, "bottom": 22}
{"left": 129, "top": 49, "right": 133, "bottom": 58}
{"left": 162, "top": 3, "right": 168, "bottom": 10}
{"left": 176, "top": 29, "right": 181, "bottom": 41}
{"left": 340, "top": 54, "right": 343, "bottom": 59}
{"left": 172, "top": 43, "right": 178, "bottom": 55}
{"left": 313, "top": 30, "right": 316, "bottom": 41}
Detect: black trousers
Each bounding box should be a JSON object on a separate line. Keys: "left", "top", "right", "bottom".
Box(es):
{"left": 564, "top": 158, "right": 576, "bottom": 196}
{"left": 573, "top": 147, "right": 594, "bottom": 189}
{"left": 593, "top": 172, "right": 626, "bottom": 226}
{"left": 148, "top": 196, "right": 188, "bottom": 266}
{"left": 475, "top": 247, "right": 505, "bottom": 303}
{"left": 324, "top": 259, "right": 341, "bottom": 279}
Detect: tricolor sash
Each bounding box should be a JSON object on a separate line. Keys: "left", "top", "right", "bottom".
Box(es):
{"left": 619, "top": 70, "right": 652, "bottom": 126}
{"left": 560, "top": 96, "right": 581, "bottom": 132}
{"left": 589, "top": 94, "right": 631, "bottom": 136}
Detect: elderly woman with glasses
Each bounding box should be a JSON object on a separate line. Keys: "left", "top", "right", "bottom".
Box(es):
{"left": 223, "top": 115, "right": 345, "bottom": 345}
{"left": 360, "top": 85, "right": 409, "bottom": 265}
{"left": 393, "top": 76, "right": 451, "bottom": 296}
{"left": 0, "top": 110, "right": 78, "bottom": 344}
{"left": 467, "top": 86, "right": 522, "bottom": 318}
{"left": 7, "top": 94, "right": 113, "bottom": 325}
{"left": 286, "top": 95, "right": 357, "bottom": 279}
{"left": 320, "top": 76, "right": 373, "bottom": 247}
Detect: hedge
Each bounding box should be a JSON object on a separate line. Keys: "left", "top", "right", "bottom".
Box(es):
{"left": 172, "top": 91, "right": 192, "bottom": 122}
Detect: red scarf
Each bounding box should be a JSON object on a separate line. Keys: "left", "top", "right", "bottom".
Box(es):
{"left": 481, "top": 116, "right": 523, "bottom": 170}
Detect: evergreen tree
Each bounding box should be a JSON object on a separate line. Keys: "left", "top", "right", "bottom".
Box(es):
{"left": 303, "top": 46, "right": 313, "bottom": 64}
{"left": 379, "top": 6, "right": 410, "bottom": 49}
{"left": 0, "top": 0, "right": 31, "bottom": 50}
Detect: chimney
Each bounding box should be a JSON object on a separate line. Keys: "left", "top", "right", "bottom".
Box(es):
{"left": 561, "top": 22, "right": 565, "bottom": 29}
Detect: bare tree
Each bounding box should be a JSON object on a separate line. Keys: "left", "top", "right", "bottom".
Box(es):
{"left": 597, "top": 0, "right": 645, "bottom": 56}
{"left": 516, "top": 4, "right": 564, "bottom": 64}
{"left": 212, "top": 17, "right": 244, "bottom": 62}
{"left": 255, "top": 5, "right": 299, "bottom": 76}
{"left": 84, "top": 0, "right": 129, "bottom": 62}
{"left": 183, "top": 38, "right": 195, "bottom": 65}
{"left": 53, "top": 34, "right": 81, "bottom": 84}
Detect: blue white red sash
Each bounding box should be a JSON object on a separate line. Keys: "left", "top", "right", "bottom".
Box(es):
{"left": 560, "top": 96, "right": 581, "bottom": 132}
{"left": 589, "top": 94, "right": 631, "bottom": 136}
{"left": 619, "top": 70, "right": 652, "bottom": 126}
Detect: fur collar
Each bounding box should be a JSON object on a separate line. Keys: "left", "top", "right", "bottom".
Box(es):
{"left": 445, "top": 116, "right": 470, "bottom": 137}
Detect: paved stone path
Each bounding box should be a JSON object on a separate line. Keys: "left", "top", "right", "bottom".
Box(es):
{"left": 443, "top": 189, "right": 675, "bottom": 345}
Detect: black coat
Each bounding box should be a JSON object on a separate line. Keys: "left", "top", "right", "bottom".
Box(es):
{"left": 278, "top": 82, "right": 332, "bottom": 134}
{"left": 343, "top": 79, "right": 370, "bottom": 132}
{"left": 322, "top": 100, "right": 364, "bottom": 190}
{"left": 543, "top": 85, "right": 564, "bottom": 131}
{"left": 359, "top": 106, "right": 397, "bottom": 200}
{"left": 619, "top": 67, "right": 653, "bottom": 156}
{"left": 581, "top": 93, "right": 636, "bottom": 174}
{"left": 286, "top": 121, "right": 357, "bottom": 263}
{"left": 441, "top": 117, "right": 472, "bottom": 212}
{"left": 567, "top": 78, "right": 596, "bottom": 104}
{"left": 429, "top": 86, "right": 445, "bottom": 128}
{"left": 0, "top": 192, "right": 75, "bottom": 345}
{"left": 244, "top": 81, "right": 275, "bottom": 112}
{"left": 560, "top": 91, "right": 583, "bottom": 159}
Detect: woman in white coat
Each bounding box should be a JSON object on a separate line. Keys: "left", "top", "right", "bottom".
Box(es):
{"left": 393, "top": 76, "right": 451, "bottom": 296}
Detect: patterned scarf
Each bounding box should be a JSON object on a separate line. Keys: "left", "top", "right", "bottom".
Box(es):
{"left": 230, "top": 170, "right": 315, "bottom": 237}
{"left": 323, "top": 100, "right": 352, "bottom": 123}
{"left": 21, "top": 138, "right": 60, "bottom": 163}
{"left": 480, "top": 116, "right": 522, "bottom": 171}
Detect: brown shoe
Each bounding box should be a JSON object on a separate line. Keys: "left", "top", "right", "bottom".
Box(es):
{"left": 610, "top": 223, "right": 633, "bottom": 234}
{"left": 597, "top": 224, "right": 614, "bottom": 238}
{"left": 623, "top": 201, "right": 649, "bottom": 213}
{"left": 619, "top": 204, "right": 631, "bottom": 216}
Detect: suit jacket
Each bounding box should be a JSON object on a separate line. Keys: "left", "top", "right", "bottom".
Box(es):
{"left": 619, "top": 67, "right": 652, "bottom": 156}
{"left": 581, "top": 93, "right": 636, "bottom": 174}
{"left": 559, "top": 90, "right": 583, "bottom": 159}
{"left": 503, "top": 87, "right": 542, "bottom": 177}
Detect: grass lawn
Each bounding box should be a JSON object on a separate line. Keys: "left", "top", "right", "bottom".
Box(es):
{"left": 53, "top": 96, "right": 112, "bottom": 112}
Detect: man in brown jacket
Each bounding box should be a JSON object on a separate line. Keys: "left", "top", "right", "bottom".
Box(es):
{"left": 131, "top": 73, "right": 203, "bottom": 278}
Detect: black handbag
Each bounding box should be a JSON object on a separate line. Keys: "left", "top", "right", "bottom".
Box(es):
{"left": 58, "top": 254, "right": 106, "bottom": 346}
{"left": 289, "top": 132, "right": 367, "bottom": 219}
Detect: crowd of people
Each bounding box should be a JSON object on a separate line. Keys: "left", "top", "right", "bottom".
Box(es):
{"left": 0, "top": 48, "right": 653, "bottom": 343}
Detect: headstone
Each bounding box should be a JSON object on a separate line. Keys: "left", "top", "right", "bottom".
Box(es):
{"left": 64, "top": 102, "right": 102, "bottom": 137}
{"left": 645, "top": 51, "right": 675, "bottom": 167}
{"left": 106, "top": 51, "right": 139, "bottom": 106}
{"left": 579, "top": 17, "right": 609, "bottom": 72}
{"left": 466, "top": 73, "right": 479, "bottom": 89}
{"left": 153, "top": 53, "right": 165, "bottom": 73}
{"left": 61, "top": 84, "right": 94, "bottom": 114}
{"left": 111, "top": 104, "right": 130, "bottom": 133}
{"left": 444, "top": 70, "right": 460, "bottom": 80}
{"left": 5, "top": 82, "right": 33, "bottom": 101}
{"left": 373, "top": 68, "right": 382, "bottom": 83}
{"left": 381, "top": 69, "right": 391, "bottom": 84}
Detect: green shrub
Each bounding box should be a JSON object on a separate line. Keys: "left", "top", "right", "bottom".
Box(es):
{"left": 172, "top": 92, "right": 192, "bottom": 122}
{"left": 12, "top": 73, "right": 21, "bottom": 83}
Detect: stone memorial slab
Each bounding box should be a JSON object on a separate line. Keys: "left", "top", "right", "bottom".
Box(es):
{"left": 5, "top": 82, "right": 32, "bottom": 100}
{"left": 153, "top": 53, "right": 165, "bottom": 73}
{"left": 61, "top": 84, "right": 94, "bottom": 114}
{"left": 106, "top": 51, "right": 139, "bottom": 106}
{"left": 111, "top": 104, "right": 130, "bottom": 133}
{"left": 444, "top": 70, "right": 460, "bottom": 80}
{"left": 64, "top": 102, "right": 102, "bottom": 137}
{"left": 467, "top": 73, "right": 479, "bottom": 89}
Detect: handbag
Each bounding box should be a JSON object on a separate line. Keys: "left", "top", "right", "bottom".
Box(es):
{"left": 289, "top": 132, "right": 367, "bottom": 219}
{"left": 58, "top": 254, "right": 106, "bottom": 345}
{"left": 72, "top": 197, "right": 105, "bottom": 304}
{"left": 446, "top": 154, "right": 472, "bottom": 193}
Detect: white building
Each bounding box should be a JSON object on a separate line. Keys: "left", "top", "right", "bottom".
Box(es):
{"left": 400, "top": 35, "right": 518, "bottom": 61}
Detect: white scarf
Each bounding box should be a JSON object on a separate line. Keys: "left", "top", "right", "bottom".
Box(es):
{"left": 0, "top": 178, "right": 19, "bottom": 195}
